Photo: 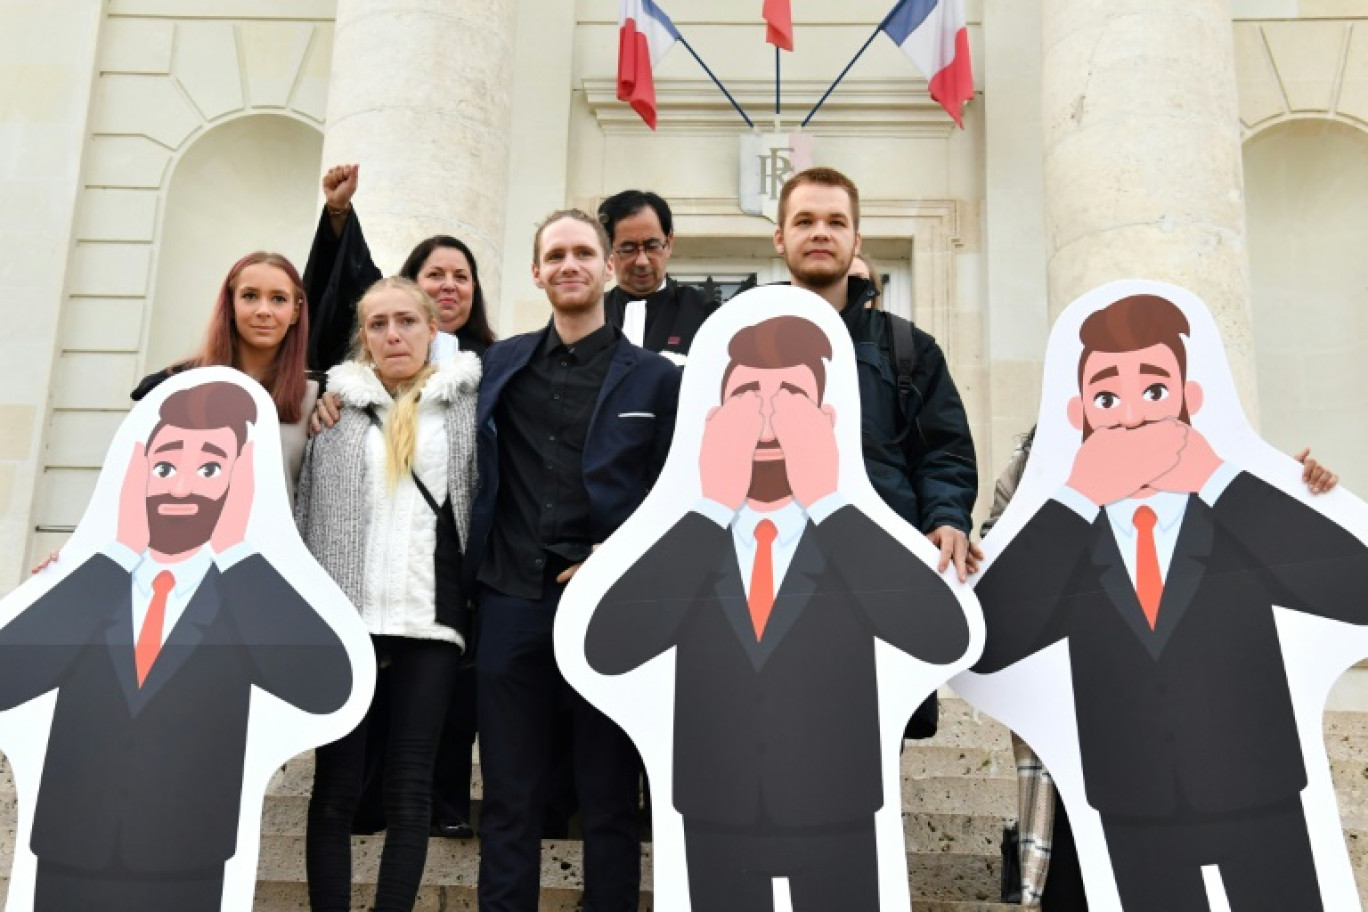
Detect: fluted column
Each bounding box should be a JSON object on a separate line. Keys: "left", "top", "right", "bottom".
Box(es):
{"left": 1041, "top": 0, "right": 1257, "bottom": 407}
{"left": 322, "top": 0, "right": 518, "bottom": 313}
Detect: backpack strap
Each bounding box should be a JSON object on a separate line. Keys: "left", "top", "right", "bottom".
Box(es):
{"left": 882, "top": 311, "right": 931, "bottom": 453}
{"left": 884, "top": 311, "right": 918, "bottom": 414}
{"left": 363, "top": 405, "right": 444, "bottom": 517}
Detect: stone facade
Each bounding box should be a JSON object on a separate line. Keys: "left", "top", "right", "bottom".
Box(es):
{"left": 2, "top": 0, "right": 1366, "bottom": 604}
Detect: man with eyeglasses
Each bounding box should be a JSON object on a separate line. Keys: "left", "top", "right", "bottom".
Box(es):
{"left": 598, "top": 190, "right": 718, "bottom": 364}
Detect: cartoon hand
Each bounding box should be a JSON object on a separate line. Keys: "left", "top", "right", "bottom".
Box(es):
{"left": 211, "top": 442, "right": 254, "bottom": 553}
{"left": 116, "top": 442, "right": 150, "bottom": 553}
{"left": 700, "top": 392, "right": 763, "bottom": 510}
{"left": 1149, "top": 426, "right": 1222, "bottom": 495}
{"left": 1067, "top": 420, "right": 1187, "bottom": 506}
{"left": 770, "top": 390, "right": 837, "bottom": 508}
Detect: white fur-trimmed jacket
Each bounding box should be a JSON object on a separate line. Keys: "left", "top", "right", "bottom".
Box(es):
{"left": 295, "top": 353, "right": 481, "bottom": 646}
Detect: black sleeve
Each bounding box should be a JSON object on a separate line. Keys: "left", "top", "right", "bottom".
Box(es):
{"left": 904, "top": 328, "right": 978, "bottom": 534}
{"left": 0, "top": 556, "right": 123, "bottom": 708}
{"left": 818, "top": 506, "right": 971, "bottom": 665}
{"left": 972, "top": 501, "right": 1094, "bottom": 673}
{"left": 303, "top": 206, "right": 383, "bottom": 372}
{"left": 1213, "top": 472, "right": 1368, "bottom": 624}
{"left": 585, "top": 513, "right": 731, "bottom": 675}
{"left": 221, "top": 554, "right": 353, "bottom": 715}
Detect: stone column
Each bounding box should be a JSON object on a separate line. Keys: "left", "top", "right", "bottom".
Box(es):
{"left": 1041, "top": 0, "right": 1257, "bottom": 407}
{"left": 0, "top": 0, "right": 103, "bottom": 591}
{"left": 322, "top": 0, "right": 518, "bottom": 314}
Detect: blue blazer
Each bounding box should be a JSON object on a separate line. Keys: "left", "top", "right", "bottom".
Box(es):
{"left": 465, "top": 328, "right": 681, "bottom": 593}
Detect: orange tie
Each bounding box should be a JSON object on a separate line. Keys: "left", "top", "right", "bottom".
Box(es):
{"left": 749, "top": 520, "right": 778, "bottom": 642}
{"left": 1132, "top": 506, "right": 1162, "bottom": 630}
{"left": 136, "top": 570, "right": 175, "bottom": 687}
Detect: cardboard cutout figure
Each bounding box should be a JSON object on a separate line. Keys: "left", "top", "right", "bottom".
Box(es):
{"left": 954, "top": 281, "right": 1368, "bottom": 912}
{"left": 0, "top": 368, "right": 373, "bottom": 912}
{"left": 556, "top": 287, "right": 984, "bottom": 912}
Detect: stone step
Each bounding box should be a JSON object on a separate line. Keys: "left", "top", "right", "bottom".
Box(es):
{"left": 253, "top": 835, "right": 1009, "bottom": 905}
{"left": 249, "top": 881, "right": 1019, "bottom": 912}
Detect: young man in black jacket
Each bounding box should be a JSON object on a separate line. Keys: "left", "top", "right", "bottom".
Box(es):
{"left": 773, "top": 167, "right": 980, "bottom": 580}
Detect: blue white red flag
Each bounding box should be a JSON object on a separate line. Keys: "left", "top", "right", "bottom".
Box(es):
{"left": 879, "top": 0, "right": 973, "bottom": 127}
{"left": 618, "top": 0, "right": 681, "bottom": 130}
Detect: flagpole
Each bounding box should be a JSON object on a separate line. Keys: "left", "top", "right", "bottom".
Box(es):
{"left": 775, "top": 46, "right": 781, "bottom": 127}
{"left": 801, "top": 24, "right": 881, "bottom": 127}
{"left": 678, "top": 36, "right": 755, "bottom": 128}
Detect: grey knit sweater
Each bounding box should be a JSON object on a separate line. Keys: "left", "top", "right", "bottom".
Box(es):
{"left": 294, "top": 353, "right": 481, "bottom": 630}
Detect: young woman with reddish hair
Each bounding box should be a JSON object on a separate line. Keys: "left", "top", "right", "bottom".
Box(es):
{"left": 132, "top": 251, "right": 320, "bottom": 500}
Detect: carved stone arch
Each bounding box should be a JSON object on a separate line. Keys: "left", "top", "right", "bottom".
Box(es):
{"left": 1242, "top": 115, "right": 1368, "bottom": 495}
{"left": 143, "top": 113, "right": 324, "bottom": 374}
{"left": 36, "top": 13, "right": 333, "bottom": 541}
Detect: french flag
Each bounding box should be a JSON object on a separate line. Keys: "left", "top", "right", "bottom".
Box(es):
{"left": 880, "top": 0, "right": 973, "bottom": 128}
{"left": 618, "top": 0, "right": 681, "bottom": 130}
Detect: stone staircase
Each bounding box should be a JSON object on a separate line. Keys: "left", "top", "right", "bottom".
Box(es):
{"left": 3, "top": 696, "right": 1368, "bottom": 909}
{"left": 250, "top": 696, "right": 1020, "bottom": 911}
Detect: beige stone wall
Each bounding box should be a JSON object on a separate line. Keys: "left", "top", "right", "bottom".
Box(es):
{"left": 0, "top": 0, "right": 104, "bottom": 590}
{"left": 10, "top": 0, "right": 1368, "bottom": 593}
{"left": 1234, "top": 16, "right": 1368, "bottom": 494}
{"left": 13, "top": 0, "right": 335, "bottom": 588}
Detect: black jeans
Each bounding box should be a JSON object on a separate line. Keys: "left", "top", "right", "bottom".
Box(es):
{"left": 475, "top": 585, "right": 642, "bottom": 912}
{"left": 307, "top": 635, "right": 462, "bottom": 911}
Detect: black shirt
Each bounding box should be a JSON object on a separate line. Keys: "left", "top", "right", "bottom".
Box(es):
{"left": 477, "top": 322, "right": 619, "bottom": 599}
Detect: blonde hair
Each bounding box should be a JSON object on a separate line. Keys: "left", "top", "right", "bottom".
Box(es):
{"left": 354, "top": 277, "right": 439, "bottom": 488}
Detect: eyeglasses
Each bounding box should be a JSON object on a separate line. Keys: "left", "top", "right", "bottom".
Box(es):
{"left": 613, "top": 239, "right": 668, "bottom": 258}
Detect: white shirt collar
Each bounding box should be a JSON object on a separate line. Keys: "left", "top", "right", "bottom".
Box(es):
{"left": 734, "top": 499, "right": 807, "bottom": 547}
{"left": 133, "top": 546, "right": 215, "bottom": 598}
{"left": 1104, "top": 490, "right": 1188, "bottom": 542}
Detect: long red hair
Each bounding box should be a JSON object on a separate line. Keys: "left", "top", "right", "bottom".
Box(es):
{"left": 191, "top": 252, "right": 310, "bottom": 424}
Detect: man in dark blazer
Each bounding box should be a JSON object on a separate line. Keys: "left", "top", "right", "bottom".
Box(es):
{"left": 973, "top": 294, "right": 1368, "bottom": 912}
{"left": 0, "top": 381, "right": 352, "bottom": 912}
{"left": 584, "top": 314, "right": 972, "bottom": 912}
{"left": 465, "top": 209, "right": 680, "bottom": 912}
{"left": 598, "top": 189, "right": 717, "bottom": 362}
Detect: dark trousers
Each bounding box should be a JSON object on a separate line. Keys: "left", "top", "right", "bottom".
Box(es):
{"left": 1102, "top": 797, "right": 1322, "bottom": 912}
{"left": 35, "top": 860, "right": 223, "bottom": 912}
{"left": 433, "top": 664, "right": 479, "bottom": 827}
{"left": 683, "top": 818, "right": 878, "bottom": 912}
{"left": 476, "top": 586, "right": 641, "bottom": 912}
{"left": 307, "top": 635, "right": 461, "bottom": 912}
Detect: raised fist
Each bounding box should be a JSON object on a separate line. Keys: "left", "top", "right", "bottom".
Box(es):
{"left": 322, "top": 163, "right": 359, "bottom": 212}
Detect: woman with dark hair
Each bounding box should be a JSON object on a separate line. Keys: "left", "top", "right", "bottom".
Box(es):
{"left": 304, "top": 163, "right": 495, "bottom": 373}
{"left": 131, "top": 251, "right": 319, "bottom": 500}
